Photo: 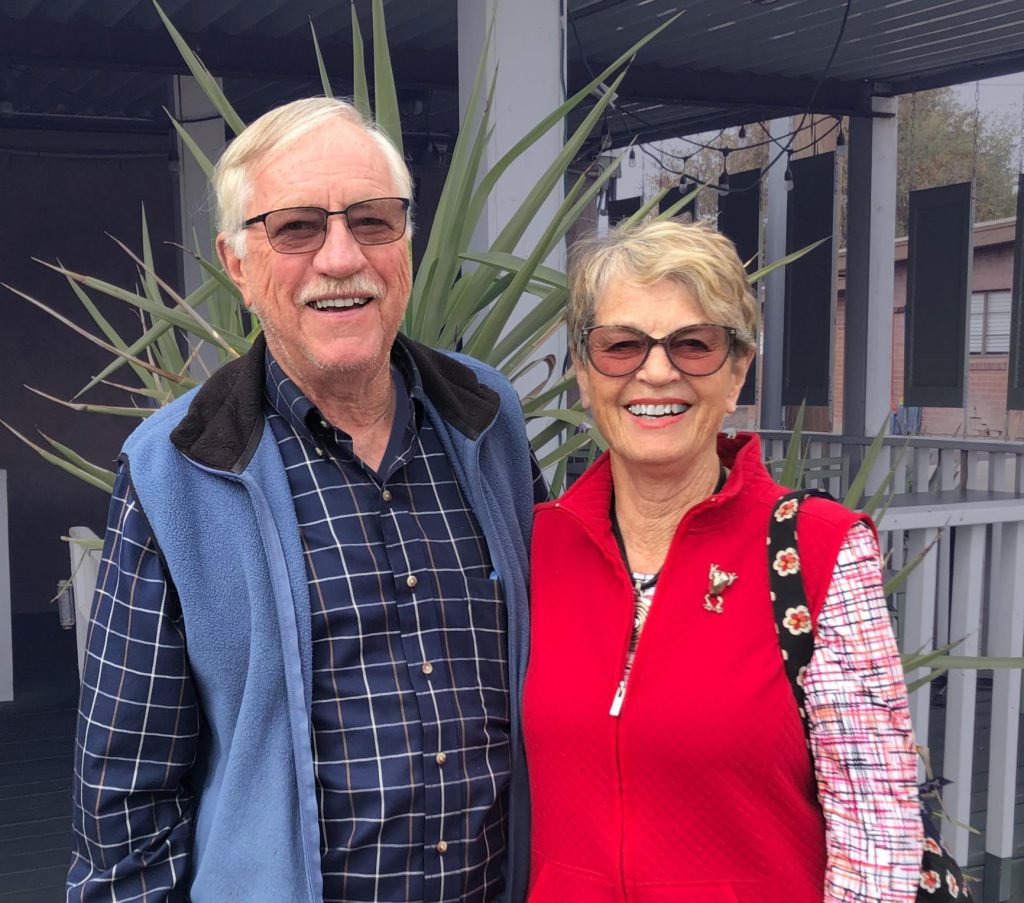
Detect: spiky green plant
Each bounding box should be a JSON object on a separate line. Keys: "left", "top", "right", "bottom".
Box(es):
{"left": 2, "top": 0, "right": 684, "bottom": 490}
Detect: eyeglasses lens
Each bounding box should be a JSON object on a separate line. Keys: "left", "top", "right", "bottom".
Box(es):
{"left": 587, "top": 325, "right": 730, "bottom": 377}
{"left": 262, "top": 198, "right": 407, "bottom": 253}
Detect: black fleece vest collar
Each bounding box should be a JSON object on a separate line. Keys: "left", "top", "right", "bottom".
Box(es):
{"left": 170, "top": 334, "right": 501, "bottom": 473}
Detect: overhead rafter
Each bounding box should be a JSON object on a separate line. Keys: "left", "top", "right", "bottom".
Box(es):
{"left": 574, "top": 62, "right": 883, "bottom": 118}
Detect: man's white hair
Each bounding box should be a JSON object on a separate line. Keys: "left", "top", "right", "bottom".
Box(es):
{"left": 213, "top": 96, "right": 413, "bottom": 257}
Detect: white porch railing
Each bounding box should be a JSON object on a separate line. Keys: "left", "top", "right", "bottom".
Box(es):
{"left": 68, "top": 527, "right": 101, "bottom": 678}
{"left": 880, "top": 492, "right": 1024, "bottom": 875}
{"left": 761, "top": 431, "right": 1024, "bottom": 887}
{"left": 759, "top": 432, "right": 1024, "bottom": 497}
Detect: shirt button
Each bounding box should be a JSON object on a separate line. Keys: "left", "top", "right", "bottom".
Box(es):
{"left": 314, "top": 447, "right": 324, "bottom": 457}
{"left": 436, "top": 840, "right": 448, "bottom": 854}
{"left": 319, "top": 419, "right": 328, "bottom": 430}
{"left": 435, "top": 752, "right": 447, "bottom": 765}
{"left": 382, "top": 489, "right": 393, "bottom": 502}
{"left": 406, "top": 575, "right": 418, "bottom": 588}
{"left": 421, "top": 662, "right": 434, "bottom": 675}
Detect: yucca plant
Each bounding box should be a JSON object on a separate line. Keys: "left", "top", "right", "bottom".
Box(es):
{"left": 1, "top": 0, "right": 686, "bottom": 498}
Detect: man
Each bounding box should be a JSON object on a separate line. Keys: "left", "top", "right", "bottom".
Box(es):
{"left": 68, "top": 98, "right": 542, "bottom": 903}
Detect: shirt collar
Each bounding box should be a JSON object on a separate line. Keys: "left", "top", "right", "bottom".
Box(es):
{"left": 263, "top": 344, "right": 426, "bottom": 448}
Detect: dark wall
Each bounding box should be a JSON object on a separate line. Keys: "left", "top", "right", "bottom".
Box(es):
{"left": 1, "top": 128, "right": 180, "bottom": 614}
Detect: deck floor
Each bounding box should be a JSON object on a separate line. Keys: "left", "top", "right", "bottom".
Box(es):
{"left": 0, "top": 615, "right": 78, "bottom": 902}
{"left": 2, "top": 616, "right": 1023, "bottom": 901}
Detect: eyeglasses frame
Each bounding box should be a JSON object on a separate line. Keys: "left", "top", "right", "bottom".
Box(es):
{"left": 241, "top": 197, "right": 411, "bottom": 253}
{"left": 581, "top": 323, "right": 738, "bottom": 378}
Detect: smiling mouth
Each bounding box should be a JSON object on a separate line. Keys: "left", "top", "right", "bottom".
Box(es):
{"left": 626, "top": 403, "right": 690, "bottom": 418}
{"left": 307, "top": 297, "right": 373, "bottom": 311}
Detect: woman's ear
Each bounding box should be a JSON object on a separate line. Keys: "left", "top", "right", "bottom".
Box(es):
{"left": 571, "top": 350, "right": 592, "bottom": 410}
{"left": 726, "top": 349, "right": 755, "bottom": 414}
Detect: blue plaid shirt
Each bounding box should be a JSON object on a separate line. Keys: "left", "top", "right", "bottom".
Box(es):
{"left": 70, "top": 346, "right": 524, "bottom": 903}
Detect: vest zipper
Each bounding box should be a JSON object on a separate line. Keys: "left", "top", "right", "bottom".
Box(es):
{"left": 609, "top": 578, "right": 645, "bottom": 717}
{"left": 612, "top": 577, "right": 643, "bottom": 901}
{"left": 614, "top": 701, "right": 630, "bottom": 901}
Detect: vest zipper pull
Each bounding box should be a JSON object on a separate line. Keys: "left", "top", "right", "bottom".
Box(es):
{"left": 609, "top": 680, "right": 627, "bottom": 717}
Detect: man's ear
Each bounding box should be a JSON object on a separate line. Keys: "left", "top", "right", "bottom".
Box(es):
{"left": 216, "top": 234, "right": 251, "bottom": 308}
{"left": 571, "top": 350, "right": 592, "bottom": 410}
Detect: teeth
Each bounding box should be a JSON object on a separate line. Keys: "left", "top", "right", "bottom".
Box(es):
{"left": 310, "top": 297, "right": 370, "bottom": 310}
{"left": 627, "top": 403, "right": 689, "bottom": 417}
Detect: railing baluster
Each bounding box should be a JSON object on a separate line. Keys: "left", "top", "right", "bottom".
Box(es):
{"left": 901, "top": 525, "right": 940, "bottom": 784}
{"left": 943, "top": 523, "right": 987, "bottom": 863}
{"left": 912, "top": 446, "right": 931, "bottom": 493}
{"left": 985, "top": 520, "right": 1024, "bottom": 895}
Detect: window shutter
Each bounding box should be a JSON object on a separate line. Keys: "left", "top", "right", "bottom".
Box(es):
{"left": 986, "top": 290, "right": 1011, "bottom": 354}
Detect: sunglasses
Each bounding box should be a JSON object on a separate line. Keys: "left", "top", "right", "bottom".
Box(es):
{"left": 243, "top": 197, "right": 410, "bottom": 254}
{"left": 582, "top": 323, "right": 737, "bottom": 378}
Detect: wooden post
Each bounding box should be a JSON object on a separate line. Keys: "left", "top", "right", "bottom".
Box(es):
{"left": 0, "top": 470, "right": 11, "bottom": 702}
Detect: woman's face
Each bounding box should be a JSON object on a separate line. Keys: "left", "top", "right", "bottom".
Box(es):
{"left": 575, "top": 274, "right": 752, "bottom": 479}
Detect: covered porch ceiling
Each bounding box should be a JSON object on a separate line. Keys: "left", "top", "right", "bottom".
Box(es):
{"left": 2, "top": 0, "right": 1023, "bottom": 153}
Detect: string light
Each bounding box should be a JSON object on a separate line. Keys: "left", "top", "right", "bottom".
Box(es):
{"left": 628, "top": 146, "right": 637, "bottom": 167}
{"left": 784, "top": 159, "right": 794, "bottom": 192}
{"left": 717, "top": 146, "right": 730, "bottom": 196}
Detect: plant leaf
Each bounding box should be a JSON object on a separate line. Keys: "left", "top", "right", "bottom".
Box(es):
{"left": 25, "top": 386, "right": 159, "bottom": 418}
{"left": 0, "top": 420, "right": 115, "bottom": 493}
{"left": 350, "top": 3, "right": 371, "bottom": 119}
{"left": 166, "top": 112, "right": 216, "bottom": 180}
{"left": 152, "top": 0, "right": 246, "bottom": 136}
{"left": 843, "top": 415, "right": 891, "bottom": 509}
{"left": 370, "top": 0, "right": 402, "bottom": 154}
{"left": 310, "top": 19, "right": 333, "bottom": 98}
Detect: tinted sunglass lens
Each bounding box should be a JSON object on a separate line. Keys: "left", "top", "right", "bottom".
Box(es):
{"left": 265, "top": 208, "right": 327, "bottom": 252}
{"left": 347, "top": 199, "right": 408, "bottom": 245}
{"left": 668, "top": 326, "right": 729, "bottom": 375}
{"left": 588, "top": 328, "right": 649, "bottom": 376}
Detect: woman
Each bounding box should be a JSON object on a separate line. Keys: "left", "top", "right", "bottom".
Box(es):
{"left": 524, "top": 220, "right": 922, "bottom": 902}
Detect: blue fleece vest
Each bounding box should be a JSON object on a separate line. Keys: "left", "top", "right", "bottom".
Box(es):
{"left": 123, "top": 353, "right": 534, "bottom": 903}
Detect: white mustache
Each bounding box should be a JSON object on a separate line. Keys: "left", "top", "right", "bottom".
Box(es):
{"left": 299, "top": 275, "right": 387, "bottom": 305}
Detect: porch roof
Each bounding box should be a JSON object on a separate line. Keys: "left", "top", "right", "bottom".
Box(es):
{"left": 1, "top": 0, "right": 1022, "bottom": 150}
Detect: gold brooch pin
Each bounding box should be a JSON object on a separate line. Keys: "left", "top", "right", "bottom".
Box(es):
{"left": 704, "top": 563, "right": 738, "bottom": 614}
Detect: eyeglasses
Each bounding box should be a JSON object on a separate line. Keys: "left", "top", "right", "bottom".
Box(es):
{"left": 582, "top": 323, "right": 736, "bottom": 378}
{"left": 242, "top": 197, "right": 410, "bottom": 254}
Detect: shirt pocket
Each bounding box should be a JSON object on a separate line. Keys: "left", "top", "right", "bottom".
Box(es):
{"left": 443, "top": 575, "right": 510, "bottom": 730}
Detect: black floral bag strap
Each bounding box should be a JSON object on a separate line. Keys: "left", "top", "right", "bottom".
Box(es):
{"left": 767, "top": 491, "right": 971, "bottom": 901}
{"left": 767, "top": 489, "right": 831, "bottom": 750}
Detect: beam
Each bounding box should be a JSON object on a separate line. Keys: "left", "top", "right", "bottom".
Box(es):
{"left": 0, "top": 19, "right": 460, "bottom": 89}
{"left": 890, "top": 52, "right": 1024, "bottom": 96}
{"left": 574, "top": 63, "right": 881, "bottom": 117}
{"left": 843, "top": 96, "right": 898, "bottom": 438}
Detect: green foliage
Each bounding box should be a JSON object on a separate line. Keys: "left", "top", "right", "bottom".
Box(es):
{"left": 5, "top": 0, "right": 680, "bottom": 493}
{"left": 896, "top": 86, "right": 1018, "bottom": 234}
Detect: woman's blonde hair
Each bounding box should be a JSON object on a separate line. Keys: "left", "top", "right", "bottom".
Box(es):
{"left": 567, "top": 219, "right": 758, "bottom": 359}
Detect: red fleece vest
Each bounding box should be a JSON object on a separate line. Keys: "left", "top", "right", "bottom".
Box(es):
{"left": 524, "top": 434, "right": 863, "bottom": 903}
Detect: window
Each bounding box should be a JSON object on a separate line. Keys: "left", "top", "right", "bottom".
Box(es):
{"left": 969, "top": 290, "right": 1011, "bottom": 354}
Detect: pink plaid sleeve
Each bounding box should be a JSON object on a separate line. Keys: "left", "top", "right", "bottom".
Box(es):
{"left": 803, "top": 522, "right": 923, "bottom": 903}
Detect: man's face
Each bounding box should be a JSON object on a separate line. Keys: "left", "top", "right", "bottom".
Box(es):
{"left": 218, "top": 118, "right": 412, "bottom": 395}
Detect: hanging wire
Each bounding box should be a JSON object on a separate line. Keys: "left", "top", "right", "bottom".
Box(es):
{"left": 906, "top": 91, "right": 917, "bottom": 193}
{"left": 969, "top": 80, "right": 981, "bottom": 187}
{"left": 631, "top": 117, "right": 841, "bottom": 194}
{"left": 572, "top": 0, "right": 854, "bottom": 186}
